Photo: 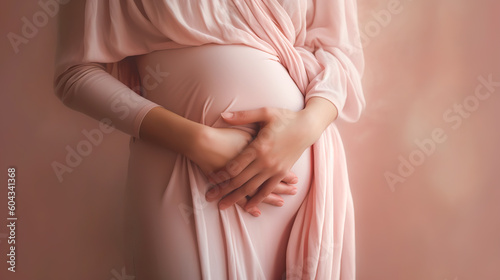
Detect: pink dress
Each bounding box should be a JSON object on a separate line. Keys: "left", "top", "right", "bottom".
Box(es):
{"left": 54, "top": 1, "right": 365, "bottom": 279}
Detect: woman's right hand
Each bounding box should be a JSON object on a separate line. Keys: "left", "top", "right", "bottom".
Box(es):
{"left": 190, "top": 126, "right": 298, "bottom": 216}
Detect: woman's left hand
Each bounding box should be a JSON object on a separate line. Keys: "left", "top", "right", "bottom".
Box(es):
{"left": 205, "top": 99, "right": 337, "bottom": 215}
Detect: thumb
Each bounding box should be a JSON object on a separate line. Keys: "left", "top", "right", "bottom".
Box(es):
{"left": 221, "top": 108, "right": 273, "bottom": 125}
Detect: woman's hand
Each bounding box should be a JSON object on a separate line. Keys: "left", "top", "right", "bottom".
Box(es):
{"left": 190, "top": 127, "right": 253, "bottom": 175}
{"left": 190, "top": 126, "right": 299, "bottom": 216}
{"left": 205, "top": 97, "right": 339, "bottom": 214}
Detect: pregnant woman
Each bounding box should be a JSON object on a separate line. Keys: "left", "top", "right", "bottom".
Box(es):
{"left": 54, "top": 1, "right": 365, "bottom": 279}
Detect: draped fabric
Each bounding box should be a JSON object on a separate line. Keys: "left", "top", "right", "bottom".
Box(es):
{"left": 54, "top": 1, "right": 365, "bottom": 279}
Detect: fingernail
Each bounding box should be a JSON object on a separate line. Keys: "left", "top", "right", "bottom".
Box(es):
{"left": 290, "top": 177, "right": 299, "bottom": 184}
{"left": 221, "top": 112, "right": 234, "bottom": 119}
{"left": 290, "top": 187, "right": 298, "bottom": 195}
{"left": 206, "top": 188, "right": 217, "bottom": 201}
{"left": 219, "top": 202, "right": 229, "bottom": 210}
{"left": 277, "top": 200, "right": 285, "bottom": 207}
{"left": 251, "top": 210, "right": 261, "bottom": 217}
{"left": 246, "top": 206, "right": 259, "bottom": 213}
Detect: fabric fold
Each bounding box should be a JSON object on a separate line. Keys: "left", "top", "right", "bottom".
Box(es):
{"left": 54, "top": 1, "right": 365, "bottom": 279}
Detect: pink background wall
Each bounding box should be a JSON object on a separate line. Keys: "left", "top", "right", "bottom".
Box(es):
{"left": 1, "top": 1, "right": 499, "bottom": 279}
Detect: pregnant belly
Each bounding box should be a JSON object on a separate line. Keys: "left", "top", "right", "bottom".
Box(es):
{"left": 129, "top": 45, "right": 312, "bottom": 279}
{"left": 135, "top": 44, "right": 305, "bottom": 132}
{"left": 134, "top": 44, "right": 311, "bottom": 203}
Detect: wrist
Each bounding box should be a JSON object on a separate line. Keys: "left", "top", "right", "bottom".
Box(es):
{"left": 297, "top": 109, "right": 324, "bottom": 146}
{"left": 303, "top": 97, "right": 338, "bottom": 122}
{"left": 299, "top": 97, "right": 339, "bottom": 143}
{"left": 140, "top": 106, "right": 208, "bottom": 159}
{"left": 186, "top": 124, "right": 212, "bottom": 161}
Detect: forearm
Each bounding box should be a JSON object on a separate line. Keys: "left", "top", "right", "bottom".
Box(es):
{"left": 55, "top": 62, "right": 208, "bottom": 159}
{"left": 54, "top": 63, "right": 160, "bottom": 137}
{"left": 299, "top": 96, "right": 339, "bottom": 145}
{"left": 139, "top": 106, "right": 207, "bottom": 160}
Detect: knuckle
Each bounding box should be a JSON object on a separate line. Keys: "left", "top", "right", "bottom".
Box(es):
{"left": 277, "top": 169, "right": 288, "bottom": 179}
{"left": 206, "top": 186, "right": 221, "bottom": 199}
{"left": 255, "top": 146, "right": 269, "bottom": 158}
{"left": 225, "top": 160, "right": 242, "bottom": 177}
{"left": 242, "top": 147, "right": 257, "bottom": 159}
{"left": 262, "top": 107, "right": 274, "bottom": 119}
{"left": 219, "top": 185, "right": 231, "bottom": 194}
{"left": 261, "top": 157, "right": 276, "bottom": 169}
{"left": 259, "top": 186, "right": 273, "bottom": 197}
{"left": 213, "top": 170, "right": 231, "bottom": 182}
{"left": 257, "top": 127, "right": 274, "bottom": 143}
{"left": 227, "top": 179, "right": 240, "bottom": 191}
{"left": 237, "top": 111, "right": 248, "bottom": 120}
{"left": 248, "top": 189, "right": 258, "bottom": 196}
{"left": 254, "top": 191, "right": 268, "bottom": 201}
{"left": 241, "top": 183, "right": 256, "bottom": 195}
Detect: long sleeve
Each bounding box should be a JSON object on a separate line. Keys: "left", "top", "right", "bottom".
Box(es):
{"left": 53, "top": 1, "right": 161, "bottom": 138}
{"left": 54, "top": 63, "right": 160, "bottom": 138}
{"left": 295, "top": 0, "right": 365, "bottom": 122}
